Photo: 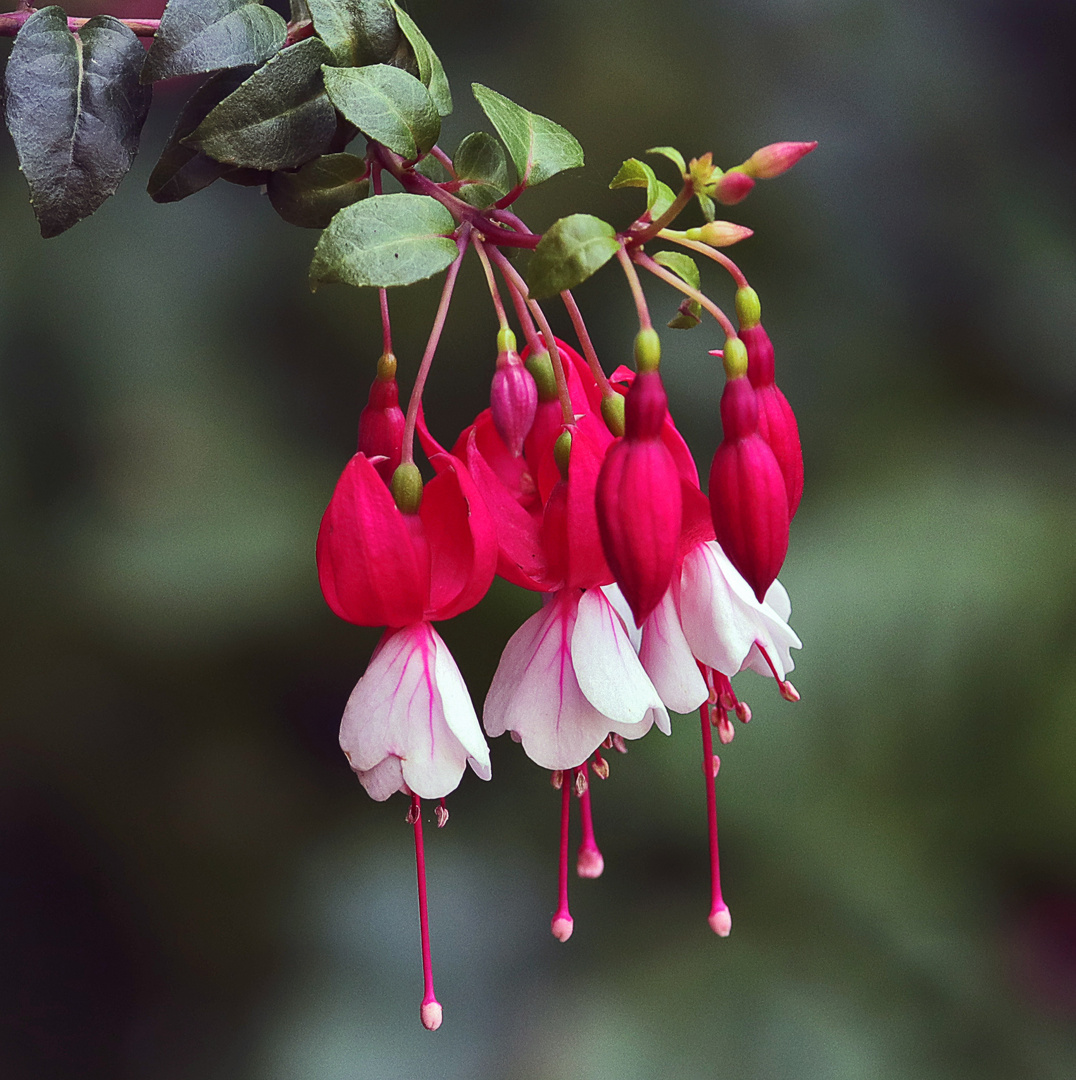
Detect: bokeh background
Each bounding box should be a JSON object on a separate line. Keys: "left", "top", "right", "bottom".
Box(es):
{"left": 2, "top": 0, "right": 1076, "bottom": 1077}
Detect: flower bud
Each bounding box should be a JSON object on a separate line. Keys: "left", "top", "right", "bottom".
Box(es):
{"left": 708, "top": 375, "right": 789, "bottom": 601}
{"left": 490, "top": 348, "right": 537, "bottom": 457}
{"left": 740, "top": 323, "right": 803, "bottom": 518}
{"left": 595, "top": 372, "right": 683, "bottom": 625}
{"left": 713, "top": 170, "right": 755, "bottom": 206}
{"left": 683, "top": 221, "right": 754, "bottom": 247}
{"left": 741, "top": 141, "right": 818, "bottom": 180}
{"left": 358, "top": 352, "right": 405, "bottom": 484}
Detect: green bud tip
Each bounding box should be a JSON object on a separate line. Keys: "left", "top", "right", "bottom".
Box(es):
{"left": 390, "top": 462, "right": 423, "bottom": 514}
{"left": 722, "top": 336, "right": 749, "bottom": 380}
{"left": 525, "top": 351, "right": 559, "bottom": 402}
{"left": 735, "top": 287, "right": 761, "bottom": 330}
{"left": 553, "top": 430, "right": 572, "bottom": 480}
{"left": 634, "top": 328, "right": 661, "bottom": 373}
{"left": 376, "top": 352, "right": 397, "bottom": 381}
{"left": 601, "top": 392, "right": 626, "bottom": 438}
{"left": 496, "top": 327, "right": 517, "bottom": 354}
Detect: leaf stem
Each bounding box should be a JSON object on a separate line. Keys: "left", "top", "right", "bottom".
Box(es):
{"left": 561, "top": 290, "right": 613, "bottom": 398}
{"left": 0, "top": 11, "right": 160, "bottom": 35}
{"left": 633, "top": 250, "right": 736, "bottom": 338}
{"left": 401, "top": 226, "right": 471, "bottom": 466}
{"left": 658, "top": 231, "right": 750, "bottom": 290}
{"left": 428, "top": 145, "right": 457, "bottom": 179}
{"left": 626, "top": 179, "right": 694, "bottom": 244}
{"left": 617, "top": 247, "right": 653, "bottom": 332}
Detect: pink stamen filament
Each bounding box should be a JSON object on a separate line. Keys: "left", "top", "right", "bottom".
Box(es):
{"left": 753, "top": 640, "right": 800, "bottom": 700}
{"left": 551, "top": 777, "right": 574, "bottom": 941}
{"left": 411, "top": 794, "right": 443, "bottom": 1029}
{"left": 699, "top": 703, "right": 731, "bottom": 936}
{"left": 576, "top": 775, "right": 604, "bottom": 879}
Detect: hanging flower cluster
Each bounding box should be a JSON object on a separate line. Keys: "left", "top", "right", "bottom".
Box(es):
{"left": 298, "top": 4, "right": 815, "bottom": 1032}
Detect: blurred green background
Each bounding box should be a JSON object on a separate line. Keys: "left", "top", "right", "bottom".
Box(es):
{"left": 2, "top": 1, "right": 1076, "bottom": 1077}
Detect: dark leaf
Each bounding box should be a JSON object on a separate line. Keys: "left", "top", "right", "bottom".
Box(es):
{"left": 142, "top": 0, "right": 286, "bottom": 84}
{"left": 526, "top": 214, "right": 620, "bottom": 299}
{"left": 414, "top": 153, "right": 451, "bottom": 182}
{"left": 471, "top": 83, "right": 583, "bottom": 188}
{"left": 610, "top": 157, "right": 675, "bottom": 217}
{"left": 454, "top": 131, "right": 508, "bottom": 207}
{"left": 654, "top": 252, "right": 701, "bottom": 329}
{"left": 306, "top": 0, "right": 401, "bottom": 67}
{"left": 389, "top": 1, "right": 451, "bottom": 116}
{"left": 310, "top": 192, "right": 458, "bottom": 288}
{"left": 4, "top": 9, "right": 152, "bottom": 237}
{"left": 322, "top": 63, "right": 439, "bottom": 159}
{"left": 268, "top": 153, "right": 369, "bottom": 228}
{"left": 186, "top": 37, "right": 337, "bottom": 171}
{"left": 147, "top": 66, "right": 256, "bottom": 202}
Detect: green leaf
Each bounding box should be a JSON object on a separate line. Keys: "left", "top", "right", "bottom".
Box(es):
{"left": 667, "top": 300, "right": 702, "bottom": 329}
{"left": 697, "top": 192, "right": 716, "bottom": 222}
{"left": 609, "top": 157, "right": 676, "bottom": 218}
{"left": 268, "top": 153, "right": 369, "bottom": 228}
{"left": 653, "top": 250, "right": 700, "bottom": 291}
{"left": 322, "top": 64, "right": 439, "bottom": 159}
{"left": 453, "top": 131, "right": 508, "bottom": 207}
{"left": 4, "top": 9, "right": 152, "bottom": 237}
{"left": 471, "top": 83, "right": 583, "bottom": 189}
{"left": 142, "top": 0, "right": 286, "bottom": 83}
{"left": 389, "top": 1, "right": 452, "bottom": 116}
{"left": 526, "top": 214, "right": 620, "bottom": 299}
{"left": 306, "top": 0, "right": 403, "bottom": 68}
{"left": 414, "top": 154, "right": 451, "bottom": 182}
{"left": 310, "top": 192, "right": 458, "bottom": 289}
{"left": 148, "top": 67, "right": 255, "bottom": 202}
{"left": 648, "top": 145, "right": 686, "bottom": 176}
{"left": 185, "top": 37, "right": 337, "bottom": 171}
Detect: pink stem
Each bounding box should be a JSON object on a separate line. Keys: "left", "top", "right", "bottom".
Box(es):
{"left": 371, "top": 161, "right": 394, "bottom": 357}
{"left": 633, "top": 250, "right": 736, "bottom": 339}
{"left": 401, "top": 227, "right": 470, "bottom": 465}
{"left": 428, "top": 144, "right": 457, "bottom": 178}
{"left": 699, "top": 696, "right": 731, "bottom": 936}
{"left": 550, "top": 777, "right": 574, "bottom": 941}
{"left": 411, "top": 794, "right": 443, "bottom": 1029}
{"left": 616, "top": 246, "right": 653, "bottom": 332}
{"left": 665, "top": 234, "right": 750, "bottom": 290}
{"left": 473, "top": 237, "right": 510, "bottom": 331}
{"left": 561, "top": 290, "right": 613, "bottom": 398}
{"left": 576, "top": 777, "right": 604, "bottom": 879}
{"left": 0, "top": 12, "right": 159, "bottom": 36}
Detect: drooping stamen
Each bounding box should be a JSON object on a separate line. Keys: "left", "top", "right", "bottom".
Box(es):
{"left": 713, "top": 704, "right": 735, "bottom": 745}
{"left": 699, "top": 705, "right": 732, "bottom": 937}
{"left": 591, "top": 751, "right": 610, "bottom": 780}
{"left": 754, "top": 640, "right": 801, "bottom": 701}
{"left": 551, "top": 779, "right": 574, "bottom": 941}
{"left": 551, "top": 769, "right": 564, "bottom": 790}
{"left": 735, "top": 701, "right": 752, "bottom": 723}
{"left": 576, "top": 773, "right": 604, "bottom": 879}
{"left": 574, "top": 767, "right": 589, "bottom": 797}
{"left": 435, "top": 799, "right": 449, "bottom": 828}
{"left": 611, "top": 733, "right": 628, "bottom": 755}
{"left": 410, "top": 794, "right": 443, "bottom": 1030}
{"left": 713, "top": 671, "right": 737, "bottom": 711}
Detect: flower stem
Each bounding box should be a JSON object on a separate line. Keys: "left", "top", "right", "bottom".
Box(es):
{"left": 401, "top": 227, "right": 470, "bottom": 466}
{"left": 551, "top": 777, "right": 574, "bottom": 941}
{"left": 411, "top": 794, "right": 443, "bottom": 1030}
{"left": 473, "top": 237, "right": 510, "bottom": 333}
{"left": 698, "top": 696, "right": 731, "bottom": 937}
{"left": 627, "top": 179, "right": 695, "bottom": 243}
{"left": 561, "top": 290, "right": 613, "bottom": 399}
{"left": 0, "top": 11, "right": 160, "bottom": 35}
{"left": 617, "top": 246, "right": 653, "bottom": 333}
{"left": 633, "top": 250, "right": 736, "bottom": 339}
{"left": 428, "top": 144, "right": 457, "bottom": 179}
{"left": 371, "top": 160, "right": 394, "bottom": 356}
{"left": 657, "top": 231, "right": 750, "bottom": 290}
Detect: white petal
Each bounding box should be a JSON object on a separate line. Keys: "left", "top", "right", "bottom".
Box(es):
{"left": 741, "top": 594, "right": 802, "bottom": 680}
{"left": 484, "top": 591, "right": 631, "bottom": 770}
{"left": 572, "top": 588, "right": 664, "bottom": 725}
{"left": 356, "top": 757, "right": 406, "bottom": 802}
{"left": 600, "top": 583, "right": 642, "bottom": 651}
{"left": 639, "top": 588, "right": 708, "bottom": 714}
{"left": 339, "top": 623, "right": 476, "bottom": 800}
{"left": 763, "top": 578, "right": 792, "bottom": 622}
{"left": 431, "top": 628, "right": 491, "bottom": 780}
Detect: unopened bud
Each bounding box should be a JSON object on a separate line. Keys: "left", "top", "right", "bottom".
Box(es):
{"left": 634, "top": 327, "right": 662, "bottom": 373}
{"left": 684, "top": 220, "right": 754, "bottom": 247}
{"left": 722, "top": 336, "right": 749, "bottom": 380}
{"left": 491, "top": 353, "right": 537, "bottom": 456}
{"left": 601, "top": 392, "right": 626, "bottom": 437}
{"left": 359, "top": 352, "right": 405, "bottom": 482}
{"left": 591, "top": 753, "right": 610, "bottom": 780}
{"left": 574, "top": 768, "right": 589, "bottom": 797}
{"left": 741, "top": 140, "right": 818, "bottom": 180}
{"left": 390, "top": 462, "right": 423, "bottom": 514}
{"left": 525, "top": 351, "right": 558, "bottom": 402}
{"left": 735, "top": 286, "right": 761, "bottom": 330}
{"left": 714, "top": 170, "right": 755, "bottom": 205}
{"left": 553, "top": 429, "right": 572, "bottom": 480}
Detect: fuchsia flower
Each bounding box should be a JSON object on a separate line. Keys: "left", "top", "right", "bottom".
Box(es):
{"left": 357, "top": 355, "right": 406, "bottom": 485}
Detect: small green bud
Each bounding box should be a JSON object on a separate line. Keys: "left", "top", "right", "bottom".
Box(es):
{"left": 601, "top": 392, "right": 626, "bottom": 437}
{"left": 525, "top": 351, "right": 558, "bottom": 402}
{"left": 496, "top": 327, "right": 517, "bottom": 354}
{"left": 722, "top": 336, "right": 749, "bottom": 380}
{"left": 376, "top": 352, "right": 397, "bottom": 381}
{"left": 735, "top": 286, "right": 761, "bottom": 329}
{"left": 390, "top": 462, "right": 423, "bottom": 514}
{"left": 554, "top": 429, "right": 572, "bottom": 480}
{"left": 634, "top": 327, "right": 661, "bottom": 373}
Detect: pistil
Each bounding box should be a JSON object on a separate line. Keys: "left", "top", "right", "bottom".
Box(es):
{"left": 699, "top": 703, "right": 732, "bottom": 937}
{"left": 411, "top": 794, "right": 443, "bottom": 1030}
{"left": 551, "top": 778, "right": 575, "bottom": 941}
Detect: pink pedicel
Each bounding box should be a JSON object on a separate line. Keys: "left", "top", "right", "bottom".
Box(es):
{"left": 595, "top": 370, "right": 683, "bottom": 626}
{"left": 411, "top": 795, "right": 444, "bottom": 1030}
{"left": 490, "top": 349, "right": 538, "bottom": 457}
{"left": 708, "top": 375, "right": 790, "bottom": 602}
{"left": 739, "top": 324, "right": 804, "bottom": 518}
{"left": 551, "top": 779, "right": 575, "bottom": 941}
{"left": 358, "top": 359, "right": 406, "bottom": 484}
{"left": 576, "top": 777, "right": 605, "bottom": 879}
